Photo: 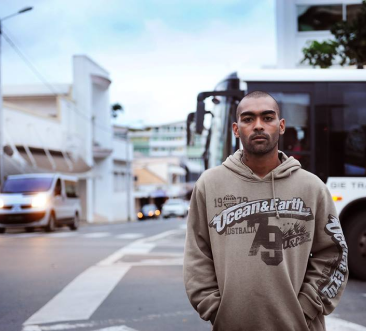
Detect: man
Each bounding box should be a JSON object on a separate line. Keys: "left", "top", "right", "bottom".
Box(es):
{"left": 183, "top": 91, "right": 348, "bottom": 331}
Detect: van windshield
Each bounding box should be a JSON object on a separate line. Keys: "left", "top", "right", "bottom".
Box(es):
{"left": 1, "top": 178, "right": 54, "bottom": 194}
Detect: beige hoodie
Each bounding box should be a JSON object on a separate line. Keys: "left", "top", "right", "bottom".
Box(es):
{"left": 184, "top": 150, "right": 348, "bottom": 331}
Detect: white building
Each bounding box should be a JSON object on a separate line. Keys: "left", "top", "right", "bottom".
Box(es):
{"left": 130, "top": 120, "right": 205, "bottom": 180}
{"left": 276, "top": 0, "right": 363, "bottom": 68}
{"left": 3, "top": 55, "right": 134, "bottom": 223}
{"left": 129, "top": 120, "right": 206, "bottom": 212}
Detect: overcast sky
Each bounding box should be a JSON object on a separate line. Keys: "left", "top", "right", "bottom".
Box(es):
{"left": 0, "top": 0, "right": 276, "bottom": 126}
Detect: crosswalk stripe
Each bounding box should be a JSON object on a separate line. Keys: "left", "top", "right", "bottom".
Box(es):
{"left": 326, "top": 316, "right": 366, "bottom": 331}
{"left": 115, "top": 233, "right": 144, "bottom": 239}
{"left": 23, "top": 264, "right": 131, "bottom": 325}
{"left": 46, "top": 233, "right": 78, "bottom": 238}
{"left": 4, "top": 233, "right": 40, "bottom": 238}
{"left": 23, "top": 229, "right": 180, "bottom": 327}
{"left": 96, "top": 326, "right": 138, "bottom": 331}
{"left": 82, "top": 232, "right": 111, "bottom": 238}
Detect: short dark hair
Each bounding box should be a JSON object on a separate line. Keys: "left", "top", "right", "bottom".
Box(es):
{"left": 236, "top": 90, "right": 280, "bottom": 120}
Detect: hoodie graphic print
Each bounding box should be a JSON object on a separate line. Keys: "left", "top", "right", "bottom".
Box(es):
{"left": 184, "top": 150, "right": 348, "bottom": 331}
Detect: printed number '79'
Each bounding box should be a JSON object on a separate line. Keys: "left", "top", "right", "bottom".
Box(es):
{"left": 248, "top": 217, "right": 283, "bottom": 266}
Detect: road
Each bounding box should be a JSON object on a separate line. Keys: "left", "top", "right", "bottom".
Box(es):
{"left": 0, "top": 218, "right": 365, "bottom": 331}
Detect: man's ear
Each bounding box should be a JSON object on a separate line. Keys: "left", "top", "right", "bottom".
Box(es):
{"left": 233, "top": 122, "right": 240, "bottom": 138}
{"left": 279, "top": 118, "right": 286, "bottom": 135}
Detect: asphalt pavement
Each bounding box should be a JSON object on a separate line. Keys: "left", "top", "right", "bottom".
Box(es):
{"left": 0, "top": 218, "right": 365, "bottom": 331}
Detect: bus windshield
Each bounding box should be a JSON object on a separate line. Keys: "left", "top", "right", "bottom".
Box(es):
{"left": 1, "top": 178, "right": 54, "bottom": 194}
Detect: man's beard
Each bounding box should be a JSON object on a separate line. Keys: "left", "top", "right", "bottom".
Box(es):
{"left": 242, "top": 131, "right": 280, "bottom": 155}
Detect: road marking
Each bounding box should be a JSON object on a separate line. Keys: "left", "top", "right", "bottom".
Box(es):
{"left": 83, "top": 232, "right": 111, "bottom": 238}
{"left": 24, "top": 264, "right": 131, "bottom": 326}
{"left": 98, "top": 229, "right": 178, "bottom": 267}
{"left": 23, "top": 322, "right": 138, "bottom": 331}
{"left": 326, "top": 316, "right": 366, "bottom": 331}
{"left": 23, "top": 323, "right": 94, "bottom": 331}
{"left": 23, "top": 229, "right": 180, "bottom": 327}
{"left": 4, "top": 233, "right": 40, "bottom": 238}
{"left": 115, "top": 233, "right": 144, "bottom": 239}
{"left": 134, "top": 258, "right": 183, "bottom": 266}
{"left": 46, "top": 232, "right": 78, "bottom": 238}
{"left": 96, "top": 326, "right": 138, "bottom": 331}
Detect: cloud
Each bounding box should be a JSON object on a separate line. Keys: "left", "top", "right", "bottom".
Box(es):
{"left": 0, "top": 0, "right": 276, "bottom": 125}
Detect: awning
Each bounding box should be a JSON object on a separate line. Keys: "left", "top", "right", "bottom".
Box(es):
{"left": 168, "top": 165, "right": 186, "bottom": 176}
{"left": 16, "top": 146, "right": 91, "bottom": 174}
{"left": 151, "top": 189, "right": 167, "bottom": 198}
{"left": 184, "top": 160, "right": 204, "bottom": 174}
{"left": 93, "top": 146, "right": 113, "bottom": 159}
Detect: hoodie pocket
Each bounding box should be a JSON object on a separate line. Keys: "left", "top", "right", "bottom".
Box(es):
{"left": 308, "top": 315, "right": 326, "bottom": 331}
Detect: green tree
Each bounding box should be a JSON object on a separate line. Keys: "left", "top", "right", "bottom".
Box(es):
{"left": 301, "top": 0, "right": 366, "bottom": 69}
{"left": 111, "top": 103, "right": 124, "bottom": 118}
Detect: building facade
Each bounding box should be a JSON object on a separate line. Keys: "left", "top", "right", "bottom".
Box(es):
{"left": 130, "top": 120, "right": 205, "bottom": 212}
{"left": 276, "top": 0, "right": 363, "bottom": 68}
{"left": 3, "top": 55, "right": 134, "bottom": 223}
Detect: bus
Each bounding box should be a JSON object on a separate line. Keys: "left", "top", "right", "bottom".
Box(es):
{"left": 187, "top": 69, "right": 366, "bottom": 280}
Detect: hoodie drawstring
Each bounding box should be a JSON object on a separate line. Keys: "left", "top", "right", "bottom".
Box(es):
{"left": 271, "top": 171, "right": 280, "bottom": 219}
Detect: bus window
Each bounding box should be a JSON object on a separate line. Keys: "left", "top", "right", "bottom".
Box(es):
{"left": 270, "top": 93, "right": 311, "bottom": 171}
{"left": 328, "top": 88, "right": 366, "bottom": 176}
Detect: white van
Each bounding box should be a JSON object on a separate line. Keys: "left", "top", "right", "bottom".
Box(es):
{"left": 0, "top": 173, "right": 81, "bottom": 233}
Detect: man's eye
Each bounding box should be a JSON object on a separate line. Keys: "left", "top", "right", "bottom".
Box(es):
{"left": 242, "top": 117, "right": 253, "bottom": 123}
{"left": 264, "top": 117, "right": 274, "bottom": 121}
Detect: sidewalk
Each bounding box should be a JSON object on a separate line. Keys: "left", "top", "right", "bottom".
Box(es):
{"left": 327, "top": 317, "right": 366, "bottom": 331}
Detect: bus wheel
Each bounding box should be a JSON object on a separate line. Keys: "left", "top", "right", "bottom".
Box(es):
{"left": 344, "top": 211, "right": 366, "bottom": 280}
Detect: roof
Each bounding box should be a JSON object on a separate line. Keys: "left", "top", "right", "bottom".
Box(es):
{"left": 237, "top": 69, "right": 366, "bottom": 82}
{"left": 3, "top": 84, "right": 71, "bottom": 97}
{"left": 134, "top": 168, "right": 165, "bottom": 185}
{"left": 7, "top": 173, "right": 78, "bottom": 181}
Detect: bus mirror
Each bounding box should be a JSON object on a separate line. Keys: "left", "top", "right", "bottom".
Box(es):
{"left": 196, "top": 100, "right": 205, "bottom": 134}
{"left": 186, "top": 112, "right": 195, "bottom": 146}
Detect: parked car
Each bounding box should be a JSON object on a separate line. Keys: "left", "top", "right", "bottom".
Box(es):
{"left": 162, "top": 199, "right": 188, "bottom": 219}
{"left": 137, "top": 204, "right": 160, "bottom": 220}
{"left": 0, "top": 173, "right": 81, "bottom": 233}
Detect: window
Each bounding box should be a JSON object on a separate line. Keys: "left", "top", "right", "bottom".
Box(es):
{"left": 271, "top": 93, "right": 311, "bottom": 171}
{"left": 297, "top": 5, "right": 343, "bottom": 31}
{"left": 65, "top": 180, "right": 78, "bottom": 198}
{"left": 55, "top": 179, "right": 62, "bottom": 196}
{"left": 113, "top": 172, "right": 126, "bottom": 192}
{"left": 328, "top": 88, "right": 366, "bottom": 176}
{"left": 2, "top": 177, "right": 53, "bottom": 193}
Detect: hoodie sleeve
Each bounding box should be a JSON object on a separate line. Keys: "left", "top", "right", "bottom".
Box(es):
{"left": 183, "top": 182, "right": 220, "bottom": 324}
{"left": 298, "top": 185, "right": 348, "bottom": 322}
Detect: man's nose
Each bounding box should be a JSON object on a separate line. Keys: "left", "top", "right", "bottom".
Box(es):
{"left": 253, "top": 117, "right": 264, "bottom": 131}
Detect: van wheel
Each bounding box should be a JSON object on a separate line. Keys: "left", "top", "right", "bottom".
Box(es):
{"left": 344, "top": 211, "right": 366, "bottom": 280}
{"left": 69, "top": 213, "right": 79, "bottom": 231}
{"left": 45, "top": 213, "right": 56, "bottom": 232}
{"left": 0, "top": 228, "right": 5, "bottom": 234}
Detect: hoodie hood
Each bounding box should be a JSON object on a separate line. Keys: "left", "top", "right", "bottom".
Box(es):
{"left": 223, "top": 150, "right": 301, "bottom": 219}
{"left": 223, "top": 149, "right": 301, "bottom": 182}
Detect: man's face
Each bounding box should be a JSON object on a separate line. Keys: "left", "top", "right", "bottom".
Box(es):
{"left": 233, "top": 96, "right": 285, "bottom": 155}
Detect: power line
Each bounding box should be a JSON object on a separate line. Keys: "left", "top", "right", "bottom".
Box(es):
{"left": 1, "top": 29, "right": 60, "bottom": 96}
{"left": 1, "top": 28, "right": 114, "bottom": 135}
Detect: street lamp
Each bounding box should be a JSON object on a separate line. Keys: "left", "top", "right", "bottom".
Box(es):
{"left": 0, "top": 6, "right": 33, "bottom": 187}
